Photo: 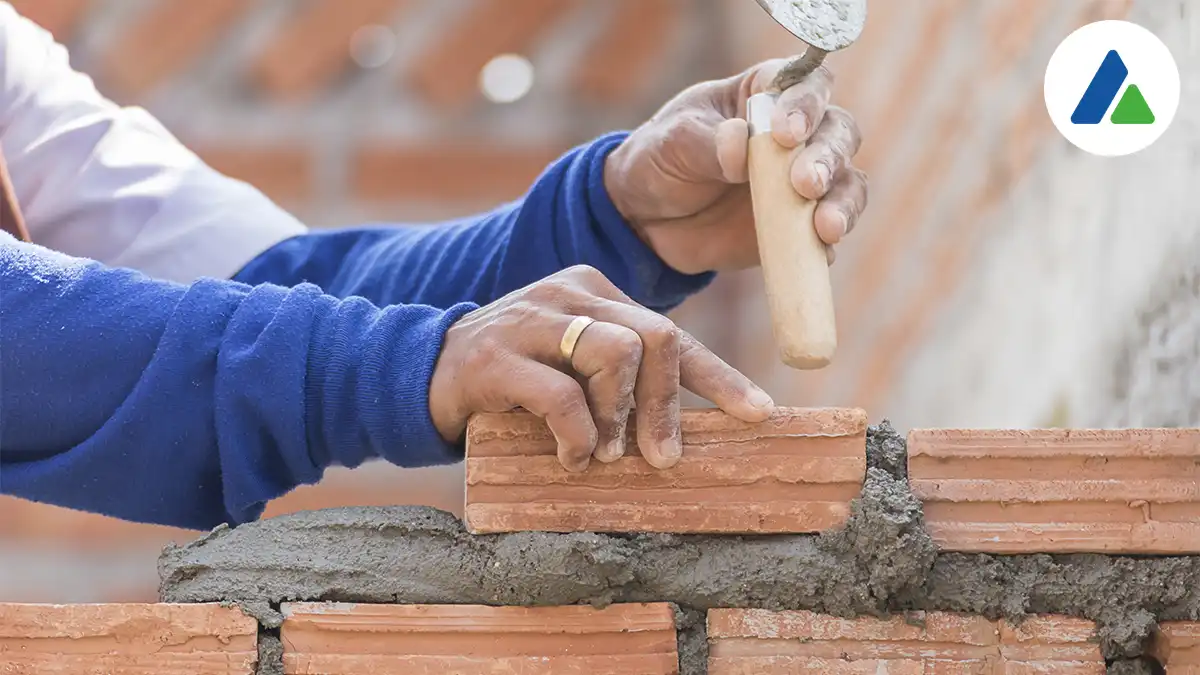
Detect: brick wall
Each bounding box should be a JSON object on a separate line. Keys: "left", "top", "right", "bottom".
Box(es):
{"left": 5, "top": 0, "right": 1193, "bottom": 605}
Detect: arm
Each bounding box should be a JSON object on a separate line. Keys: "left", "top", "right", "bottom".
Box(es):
{"left": 0, "top": 234, "right": 474, "bottom": 529}
{"left": 234, "top": 133, "right": 714, "bottom": 313}
{"left": 0, "top": 2, "right": 305, "bottom": 283}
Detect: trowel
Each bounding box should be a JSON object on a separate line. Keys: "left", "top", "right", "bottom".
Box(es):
{"left": 747, "top": 0, "right": 867, "bottom": 369}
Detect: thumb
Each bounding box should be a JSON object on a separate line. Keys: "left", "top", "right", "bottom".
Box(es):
{"left": 715, "top": 118, "right": 750, "bottom": 184}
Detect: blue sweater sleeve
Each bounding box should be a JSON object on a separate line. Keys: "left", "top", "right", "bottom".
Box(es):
{"left": 0, "top": 238, "right": 475, "bottom": 529}
{"left": 234, "top": 133, "right": 714, "bottom": 311}
{"left": 0, "top": 133, "right": 712, "bottom": 530}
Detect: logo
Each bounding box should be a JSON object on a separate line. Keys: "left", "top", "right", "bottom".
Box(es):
{"left": 1044, "top": 20, "right": 1179, "bottom": 156}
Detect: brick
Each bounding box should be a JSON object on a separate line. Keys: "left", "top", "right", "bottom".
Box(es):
{"left": 405, "top": 0, "right": 576, "bottom": 108}
{"left": 9, "top": 0, "right": 91, "bottom": 41}
{"left": 253, "top": 0, "right": 405, "bottom": 101}
{"left": 572, "top": 0, "right": 684, "bottom": 103}
{"left": 1154, "top": 622, "right": 1200, "bottom": 674}
{"left": 193, "top": 146, "right": 315, "bottom": 205}
{"left": 97, "top": 0, "right": 248, "bottom": 99}
{"left": 0, "top": 603, "right": 257, "bottom": 674}
{"left": 909, "top": 429, "right": 1200, "bottom": 554}
{"left": 351, "top": 145, "right": 562, "bottom": 205}
{"left": 708, "top": 610, "right": 1102, "bottom": 675}
{"left": 1000, "top": 617, "right": 1105, "bottom": 672}
{"left": 464, "top": 407, "right": 867, "bottom": 534}
{"left": 279, "top": 602, "right": 677, "bottom": 674}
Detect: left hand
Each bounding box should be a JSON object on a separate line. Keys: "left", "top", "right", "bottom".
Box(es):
{"left": 604, "top": 59, "right": 868, "bottom": 275}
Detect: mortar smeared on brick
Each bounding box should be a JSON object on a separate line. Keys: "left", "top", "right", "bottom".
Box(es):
{"left": 159, "top": 425, "right": 1200, "bottom": 674}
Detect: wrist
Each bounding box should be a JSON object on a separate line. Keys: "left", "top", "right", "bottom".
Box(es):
{"left": 306, "top": 297, "right": 476, "bottom": 469}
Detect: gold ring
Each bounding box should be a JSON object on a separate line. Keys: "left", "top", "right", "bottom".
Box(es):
{"left": 559, "top": 316, "right": 597, "bottom": 363}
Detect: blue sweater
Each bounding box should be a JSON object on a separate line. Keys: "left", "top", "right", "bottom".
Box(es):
{"left": 0, "top": 133, "right": 712, "bottom": 530}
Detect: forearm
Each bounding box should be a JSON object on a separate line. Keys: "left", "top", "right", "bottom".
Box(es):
{"left": 235, "top": 133, "right": 714, "bottom": 312}
{"left": 0, "top": 236, "right": 472, "bottom": 529}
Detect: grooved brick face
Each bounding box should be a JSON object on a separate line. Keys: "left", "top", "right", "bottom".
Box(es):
{"left": 908, "top": 429, "right": 1200, "bottom": 554}
{"left": 464, "top": 407, "right": 867, "bottom": 534}
{"left": 0, "top": 603, "right": 257, "bottom": 674}
{"left": 279, "top": 602, "right": 678, "bottom": 674}
{"left": 1154, "top": 622, "right": 1200, "bottom": 673}
{"left": 707, "top": 609, "right": 1104, "bottom": 674}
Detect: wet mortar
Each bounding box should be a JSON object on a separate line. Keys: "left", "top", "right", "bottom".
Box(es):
{"left": 160, "top": 424, "right": 1200, "bottom": 675}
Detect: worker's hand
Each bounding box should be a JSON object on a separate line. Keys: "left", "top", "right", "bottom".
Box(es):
{"left": 604, "top": 59, "right": 867, "bottom": 274}
{"left": 428, "top": 265, "right": 774, "bottom": 471}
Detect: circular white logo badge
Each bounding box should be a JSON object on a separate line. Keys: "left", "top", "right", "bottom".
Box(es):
{"left": 1044, "top": 20, "right": 1180, "bottom": 157}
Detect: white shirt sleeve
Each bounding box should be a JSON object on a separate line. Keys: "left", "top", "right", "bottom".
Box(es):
{"left": 0, "top": 2, "right": 307, "bottom": 283}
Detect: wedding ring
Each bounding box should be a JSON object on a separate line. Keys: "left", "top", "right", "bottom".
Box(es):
{"left": 559, "top": 316, "right": 597, "bottom": 363}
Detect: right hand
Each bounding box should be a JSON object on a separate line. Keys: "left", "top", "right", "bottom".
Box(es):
{"left": 429, "top": 265, "right": 776, "bottom": 471}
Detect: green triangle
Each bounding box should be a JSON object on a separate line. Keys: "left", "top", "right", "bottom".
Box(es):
{"left": 1110, "top": 84, "right": 1155, "bottom": 124}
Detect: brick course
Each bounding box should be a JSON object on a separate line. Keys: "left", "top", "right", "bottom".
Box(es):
{"left": 464, "top": 407, "right": 866, "bottom": 534}
{"left": 707, "top": 609, "right": 1104, "bottom": 674}
{"left": 908, "top": 428, "right": 1200, "bottom": 554}
{"left": 1155, "top": 622, "right": 1200, "bottom": 674}
{"left": 0, "top": 603, "right": 257, "bottom": 674}
{"left": 279, "top": 602, "right": 678, "bottom": 674}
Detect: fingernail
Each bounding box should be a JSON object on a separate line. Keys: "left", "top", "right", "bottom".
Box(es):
{"left": 660, "top": 437, "right": 682, "bottom": 460}
{"left": 607, "top": 438, "right": 624, "bottom": 460}
{"left": 814, "top": 163, "right": 832, "bottom": 193}
{"left": 838, "top": 210, "right": 851, "bottom": 237}
{"left": 747, "top": 388, "right": 776, "bottom": 412}
{"left": 788, "top": 112, "right": 808, "bottom": 142}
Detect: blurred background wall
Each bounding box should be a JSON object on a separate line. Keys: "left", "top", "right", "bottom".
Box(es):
{"left": 5, "top": 0, "right": 1197, "bottom": 602}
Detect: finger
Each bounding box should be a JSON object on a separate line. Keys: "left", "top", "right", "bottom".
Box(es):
{"left": 770, "top": 64, "right": 834, "bottom": 149}
{"left": 677, "top": 330, "right": 775, "bottom": 422}
{"left": 575, "top": 302, "right": 681, "bottom": 469}
{"left": 814, "top": 166, "right": 869, "bottom": 245}
{"left": 827, "top": 245, "right": 837, "bottom": 266}
{"left": 715, "top": 118, "right": 750, "bottom": 184}
{"left": 502, "top": 359, "right": 597, "bottom": 472}
{"left": 569, "top": 321, "right": 642, "bottom": 463}
{"left": 791, "top": 107, "right": 862, "bottom": 201}
{"left": 586, "top": 301, "right": 776, "bottom": 466}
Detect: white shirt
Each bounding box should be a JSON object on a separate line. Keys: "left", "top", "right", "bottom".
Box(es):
{"left": 0, "top": 3, "right": 306, "bottom": 283}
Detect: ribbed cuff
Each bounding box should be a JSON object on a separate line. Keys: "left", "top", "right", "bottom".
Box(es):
{"left": 584, "top": 132, "right": 716, "bottom": 313}
{"left": 306, "top": 298, "right": 478, "bottom": 472}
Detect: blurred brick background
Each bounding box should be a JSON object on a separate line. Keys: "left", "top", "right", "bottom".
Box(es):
{"left": 9, "top": 0, "right": 1196, "bottom": 603}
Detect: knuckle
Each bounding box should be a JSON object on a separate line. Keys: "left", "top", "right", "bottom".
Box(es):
{"left": 461, "top": 337, "right": 505, "bottom": 372}
{"left": 527, "top": 277, "right": 576, "bottom": 304}
{"left": 816, "top": 63, "right": 835, "bottom": 87}
{"left": 546, "top": 381, "right": 586, "bottom": 416}
{"left": 562, "top": 264, "right": 615, "bottom": 294}
{"left": 642, "top": 318, "right": 681, "bottom": 354}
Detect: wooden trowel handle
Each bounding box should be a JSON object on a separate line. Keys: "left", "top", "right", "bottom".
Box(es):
{"left": 746, "top": 92, "right": 836, "bottom": 369}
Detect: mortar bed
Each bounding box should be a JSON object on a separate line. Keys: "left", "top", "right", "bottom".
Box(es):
{"left": 159, "top": 425, "right": 1200, "bottom": 674}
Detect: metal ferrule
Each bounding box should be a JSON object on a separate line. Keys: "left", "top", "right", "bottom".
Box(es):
{"left": 747, "top": 92, "right": 778, "bottom": 137}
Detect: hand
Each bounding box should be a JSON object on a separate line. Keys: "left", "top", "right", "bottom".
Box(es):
{"left": 428, "top": 265, "right": 775, "bottom": 471}
{"left": 604, "top": 59, "right": 868, "bottom": 274}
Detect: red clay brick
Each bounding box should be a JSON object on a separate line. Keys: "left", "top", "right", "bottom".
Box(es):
{"left": 708, "top": 610, "right": 1102, "bottom": 675}
{"left": 279, "top": 602, "right": 677, "bottom": 674}
{"left": 9, "top": 0, "right": 91, "bottom": 41}
{"left": 97, "top": 0, "right": 248, "bottom": 99}
{"left": 909, "top": 429, "right": 1200, "bottom": 554}
{"left": 572, "top": 0, "right": 683, "bottom": 103}
{"left": 464, "top": 407, "right": 867, "bottom": 534}
{"left": 0, "top": 603, "right": 257, "bottom": 674}
{"left": 253, "top": 0, "right": 405, "bottom": 101}
{"left": 1154, "top": 622, "right": 1200, "bottom": 674}
{"left": 351, "top": 145, "right": 562, "bottom": 206}
{"left": 193, "top": 146, "right": 315, "bottom": 205}
{"left": 405, "top": 0, "right": 576, "bottom": 108}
